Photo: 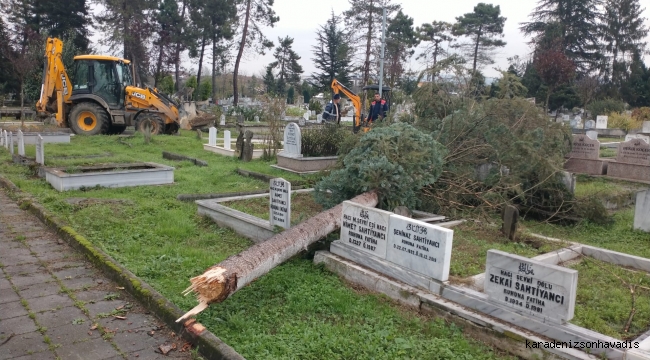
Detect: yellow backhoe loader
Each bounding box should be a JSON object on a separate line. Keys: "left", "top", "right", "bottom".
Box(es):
{"left": 36, "top": 37, "right": 180, "bottom": 135}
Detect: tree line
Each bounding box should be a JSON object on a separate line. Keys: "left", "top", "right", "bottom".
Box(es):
{"left": 0, "top": 0, "right": 648, "bottom": 111}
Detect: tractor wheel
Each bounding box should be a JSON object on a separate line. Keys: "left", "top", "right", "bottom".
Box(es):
{"left": 106, "top": 125, "right": 127, "bottom": 135}
{"left": 68, "top": 102, "right": 110, "bottom": 135}
{"left": 164, "top": 122, "right": 179, "bottom": 135}
{"left": 135, "top": 114, "right": 165, "bottom": 135}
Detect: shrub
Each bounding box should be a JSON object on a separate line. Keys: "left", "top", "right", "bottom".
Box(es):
{"left": 301, "top": 124, "right": 351, "bottom": 157}
{"left": 631, "top": 107, "right": 650, "bottom": 122}
{"left": 607, "top": 112, "right": 642, "bottom": 131}
{"left": 308, "top": 100, "right": 323, "bottom": 113}
{"left": 587, "top": 98, "right": 626, "bottom": 119}
{"left": 285, "top": 107, "right": 304, "bottom": 117}
{"left": 313, "top": 123, "right": 446, "bottom": 209}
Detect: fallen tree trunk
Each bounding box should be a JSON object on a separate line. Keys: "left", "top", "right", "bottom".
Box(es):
{"left": 177, "top": 191, "right": 378, "bottom": 322}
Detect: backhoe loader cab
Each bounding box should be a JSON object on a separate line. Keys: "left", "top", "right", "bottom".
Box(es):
{"left": 36, "top": 37, "right": 180, "bottom": 136}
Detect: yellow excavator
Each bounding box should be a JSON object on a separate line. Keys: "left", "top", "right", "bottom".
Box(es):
{"left": 330, "top": 79, "right": 391, "bottom": 133}
{"left": 36, "top": 37, "right": 181, "bottom": 135}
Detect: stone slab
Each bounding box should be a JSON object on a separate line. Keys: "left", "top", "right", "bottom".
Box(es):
{"left": 643, "top": 121, "right": 650, "bottom": 134}
{"left": 274, "top": 154, "right": 338, "bottom": 173}
{"left": 54, "top": 336, "right": 120, "bottom": 360}
{"left": 269, "top": 178, "right": 291, "bottom": 229}
{"left": 596, "top": 115, "right": 608, "bottom": 129}
{"left": 386, "top": 214, "right": 453, "bottom": 281}
{"left": 314, "top": 250, "right": 617, "bottom": 360}
{"left": 203, "top": 144, "right": 265, "bottom": 159}
{"left": 484, "top": 250, "right": 578, "bottom": 324}
{"left": 607, "top": 161, "right": 650, "bottom": 182}
{"left": 340, "top": 201, "right": 391, "bottom": 258}
{"left": 625, "top": 134, "right": 650, "bottom": 144}
{"left": 330, "top": 240, "right": 443, "bottom": 294}
{"left": 581, "top": 244, "right": 650, "bottom": 272}
{"left": 44, "top": 163, "right": 174, "bottom": 191}
{"left": 564, "top": 158, "right": 607, "bottom": 175}
{"left": 634, "top": 190, "right": 650, "bottom": 232}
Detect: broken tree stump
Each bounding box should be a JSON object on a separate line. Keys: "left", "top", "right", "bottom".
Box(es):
{"left": 176, "top": 191, "right": 379, "bottom": 322}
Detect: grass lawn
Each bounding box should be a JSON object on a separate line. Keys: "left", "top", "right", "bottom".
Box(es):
{"left": 567, "top": 257, "right": 650, "bottom": 340}
{"left": 523, "top": 176, "right": 650, "bottom": 258}
{"left": 598, "top": 137, "right": 623, "bottom": 143}
{"left": 0, "top": 131, "right": 508, "bottom": 359}
{"left": 224, "top": 192, "right": 323, "bottom": 226}
{"left": 600, "top": 147, "right": 617, "bottom": 158}
{"left": 450, "top": 222, "right": 568, "bottom": 278}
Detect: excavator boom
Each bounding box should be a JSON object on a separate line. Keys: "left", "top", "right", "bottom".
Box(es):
{"left": 330, "top": 79, "right": 368, "bottom": 132}
{"left": 36, "top": 38, "right": 72, "bottom": 126}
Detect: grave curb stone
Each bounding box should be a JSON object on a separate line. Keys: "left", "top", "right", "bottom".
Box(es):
{"left": 0, "top": 176, "right": 245, "bottom": 360}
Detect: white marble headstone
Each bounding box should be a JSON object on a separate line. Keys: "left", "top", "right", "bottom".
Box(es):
{"left": 254, "top": 115, "right": 259, "bottom": 122}
{"left": 35, "top": 135, "right": 44, "bottom": 165}
{"left": 386, "top": 214, "right": 453, "bottom": 281}
{"left": 208, "top": 127, "right": 217, "bottom": 146}
{"left": 584, "top": 120, "right": 595, "bottom": 129}
{"left": 298, "top": 117, "right": 306, "bottom": 126}
{"left": 625, "top": 134, "right": 650, "bottom": 144}
{"left": 281, "top": 123, "right": 302, "bottom": 158}
{"left": 3, "top": 130, "right": 7, "bottom": 148}
{"left": 562, "top": 114, "right": 570, "bottom": 122}
{"left": 17, "top": 130, "right": 25, "bottom": 156}
{"left": 316, "top": 114, "right": 323, "bottom": 123}
{"left": 569, "top": 119, "right": 577, "bottom": 128}
{"left": 586, "top": 130, "right": 598, "bottom": 140}
{"left": 9, "top": 132, "right": 13, "bottom": 155}
{"left": 596, "top": 115, "right": 608, "bottom": 129}
{"left": 634, "top": 190, "right": 650, "bottom": 232}
{"left": 484, "top": 250, "right": 577, "bottom": 323}
{"left": 340, "top": 201, "right": 391, "bottom": 258}
{"left": 269, "top": 178, "right": 291, "bottom": 229}
{"left": 311, "top": 110, "right": 315, "bottom": 116}
{"left": 303, "top": 111, "right": 310, "bottom": 121}
{"left": 220, "top": 114, "right": 226, "bottom": 126}
{"left": 643, "top": 121, "right": 650, "bottom": 134}
{"left": 223, "top": 130, "right": 231, "bottom": 150}
{"left": 0, "top": 129, "right": 4, "bottom": 147}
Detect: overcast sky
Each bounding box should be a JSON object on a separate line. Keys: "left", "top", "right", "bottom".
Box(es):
{"left": 90, "top": 0, "right": 650, "bottom": 80}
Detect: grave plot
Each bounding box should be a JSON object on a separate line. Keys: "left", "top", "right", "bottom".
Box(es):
{"left": 44, "top": 162, "right": 175, "bottom": 191}
{"left": 202, "top": 127, "right": 269, "bottom": 159}
{"left": 271, "top": 123, "right": 347, "bottom": 174}
{"left": 196, "top": 178, "right": 316, "bottom": 242}
{"left": 316, "top": 201, "right": 650, "bottom": 359}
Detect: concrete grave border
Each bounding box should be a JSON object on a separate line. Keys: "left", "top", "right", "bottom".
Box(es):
{"left": 44, "top": 162, "right": 174, "bottom": 191}
{"left": 196, "top": 189, "right": 315, "bottom": 243}
{"left": 0, "top": 176, "right": 244, "bottom": 360}
{"left": 320, "top": 234, "right": 650, "bottom": 359}
{"left": 271, "top": 154, "right": 338, "bottom": 174}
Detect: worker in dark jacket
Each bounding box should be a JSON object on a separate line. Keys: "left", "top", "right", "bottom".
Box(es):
{"left": 366, "top": 92, "right": 388, "bottom": 123}
{"left": 323, "top": 94, "right": 341, "bottom": 124}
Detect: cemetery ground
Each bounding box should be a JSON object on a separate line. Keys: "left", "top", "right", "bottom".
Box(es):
{"left": 1, "top": 130, "right": 649, "bottom": 358}
{"left": 0, "top": 131, "right": 512, "bottom": 359}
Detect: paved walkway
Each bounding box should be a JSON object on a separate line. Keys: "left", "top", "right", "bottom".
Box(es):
{"left": 0, "top": 189, "right": 197, "bottom": 360}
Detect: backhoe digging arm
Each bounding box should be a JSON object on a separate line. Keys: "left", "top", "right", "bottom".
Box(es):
{"left": 331, "top": 79, "right": 362, "bottom": 128}
{"left": 36, "top": 38, "right": 72, "bottom": 126}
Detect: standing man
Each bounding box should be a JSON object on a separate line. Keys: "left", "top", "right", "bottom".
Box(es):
{"left": 366, "top": 92, "right": 388, "bottom": 124}
{"left": 323, "top": 94, "right": 342, "bottom": 124}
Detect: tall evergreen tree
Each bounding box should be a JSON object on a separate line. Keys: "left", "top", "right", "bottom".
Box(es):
{"left": 311, "top": 12, "right": 353, "bottom": 91}
{"left": 600, "top": 0, "right": 648, "bottom": 87}
{"left": 384, "top": 10, "right": 418, "bottom": 87}
{"left": 262, "top": 64, "right": 276, "bottom": 94}
{"left": 35, "top": 0, "right": 91, "bottom": 50}
{"left": 520, "top": 0, "right": 602, "bottom": 74}
{"left": 95, "top": 0, "right": 155, "bottom": 84}
{"left": 152, "top": 0, "right": 182, "bottom": 87}
{"left": 232, "top": 0, "right": 278, "bottom": 105}
{"left": 416, "top": 21, "right": 454, "bottom": 81}
{"left": 620, "top": 54, "right": 650, "bottom": 106}
{"left": 452, "top": 3, "right": 507, "bottom": 74}
{"left": 268, "top": 36, "right": 303, "bottom": 94}
{"left": 343, "top": 0, "right": 400, "bottom": 90}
